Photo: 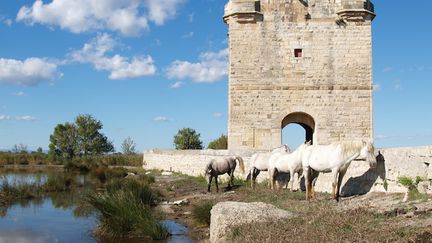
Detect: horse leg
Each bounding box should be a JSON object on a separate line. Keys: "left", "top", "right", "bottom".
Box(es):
{"left": 207, "top": 176, "right": 213, "bottom": 193}
{"left": 310, "top": 170, "right": 319, "bottom": 199}
{"left": 336, "top": 170, "right": 347, "bottom": 202}
{"left": 215, "top": 176, "right": 219, "bottom": 193}
{"left": 228, "top": 171, "right": 234, "bottom": 190}
{"left": 269, "top": 168, "right": 276, "bottom": 190}
{"left": 331, "top": 170, "right": 339, "bottom": 200}
{"left": 251, "top": 169, "right": 258, "bottom": 189}
{"left": 305, "top": 167, "right": 311, "bottom": 200}
{"left": 288, "top": 169, "right": 294, "bottom": 191}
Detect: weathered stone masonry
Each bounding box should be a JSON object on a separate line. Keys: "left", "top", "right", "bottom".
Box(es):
{"left": 224, "top": 0, "right": 376, "bottom": 150}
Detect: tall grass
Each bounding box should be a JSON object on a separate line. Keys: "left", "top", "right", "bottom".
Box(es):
{"left": 87, "top": 178, "right": 167, "bottom": 240}
{"left": 192, "top": 201, "right": 214, "bottom": 226}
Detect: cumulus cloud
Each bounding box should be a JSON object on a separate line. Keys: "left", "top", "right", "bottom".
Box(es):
{"left": 0, "top": 57, "right": 62, "bottom": 86}
{"left": 153, "top": 116, "right": 171, "bottom": 122}
{"left": 145, "top": 0, "right": 185, "bottom": 26}
{"left": 170, "top": 81, "right": 183, "bottom": 89}
{"left": 166, "top": 48, "right": 228, "bottom": 83}
{"left": 70, "top": 33, "right": 156, "bottom": 80}
{"left": 16, "top": 0, "right": 184, "bottom": 36}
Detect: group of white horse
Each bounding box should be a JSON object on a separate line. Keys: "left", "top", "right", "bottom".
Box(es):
{"left": 205, "top": 140, "right": 377, "bottom": 201}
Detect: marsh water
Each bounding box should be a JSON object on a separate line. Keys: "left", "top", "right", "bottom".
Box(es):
{"left": 0, "top": 172, "right": 191, "bottom": 243}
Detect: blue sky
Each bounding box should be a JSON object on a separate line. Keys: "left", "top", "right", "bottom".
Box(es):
{"left": 0, "top": 1, "right": 431, "bottom": 152}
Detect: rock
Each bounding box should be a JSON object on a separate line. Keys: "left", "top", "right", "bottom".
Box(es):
{"left": 173, "top": 199, "right": 189, "bottom": 206}
{"left": 155, "top": 204, "right": 175, "bottom": 214}
{"left": 210, "top": 201, "right": 293, "bottom": 243}
{"left": 417, "top": 181, "right": 430, "bottom": 194}
{"left": 125, "top": 172, "right": 138, "bottom": 179}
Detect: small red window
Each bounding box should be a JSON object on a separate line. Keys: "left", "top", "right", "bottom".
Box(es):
{"left": 294, "top": 49, "right": 303, "bottom": 58}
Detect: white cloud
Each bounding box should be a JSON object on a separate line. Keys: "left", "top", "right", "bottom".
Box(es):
{"left": 166, "top": 48, "right": 228, "bottom": 83}
{"left": 382, "top": 67, "right": 393, "bottom": 73}
{"left": 70, "top": 33, "right": 156, "bottom": 80}
{"left": 153, "top": 116, "right": 171, "bottom": 122}
{"left": 373, "top": 84, "right": 381, "bottom": 92}
{"left": 0, "top": 115, "right": 35, "bottom": 121}
{"left": 181, "top": 31, "right": 194, "bottom": 39}
{"left": 170, "top": 81, "right": 183, "bottom": 89}
{"left": 145, "top": 0, "right": 185, "bottom": 26}
{"left": 15, "top": 116, "right": 36, "bottom": 121}
{"left": 188, "top": 13, "right": 194, "bottom": 23}
{"left": 16, "top": 0, "right": 184, "bottom": 36}
{"left": 212, "top": 112, "right": 223, "bottom": 118}
{"left": 0, "top": 57, "right": 62, "bottom": 86}
{"left": 0, "top": 115, "right": 11, "bottom": 121}
{"left": 13, "top": 91, "right": 26, "bottom": 96}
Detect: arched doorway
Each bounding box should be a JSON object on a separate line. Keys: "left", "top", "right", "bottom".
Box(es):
{"left": 281, "top": 112, "right": 315, "bottom": 149}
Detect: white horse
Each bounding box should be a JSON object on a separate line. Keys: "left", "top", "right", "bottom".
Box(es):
{"left": 302, "top": 140, "right": 377, "bottom": 201}
{"left": 246, "top": 145, "right": 290, "bottom": 189}
{"left": 268, "top": 141, "right": 311, "bottom": 191}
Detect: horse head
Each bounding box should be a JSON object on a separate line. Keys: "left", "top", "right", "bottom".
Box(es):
{"left": 205, "top": 162, "right": 213, "bottom": 176}
{"left": 360, "top": 140, "right": 377, "bottom": 168}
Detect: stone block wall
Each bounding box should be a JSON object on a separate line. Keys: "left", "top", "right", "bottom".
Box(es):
{"left": 224, "top": 0, "right": 375, "bottom": 150}
{"left": 142, "top": 146, "right": 432, "bottom": 194}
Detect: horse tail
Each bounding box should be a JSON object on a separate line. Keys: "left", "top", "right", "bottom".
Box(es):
{"left": 236, "top": 156, "right": 245, "bottom": 174}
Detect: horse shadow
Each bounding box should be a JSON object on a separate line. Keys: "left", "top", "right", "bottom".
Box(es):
{"left": 340, "top": 151, "right": 386, "bottom": 197}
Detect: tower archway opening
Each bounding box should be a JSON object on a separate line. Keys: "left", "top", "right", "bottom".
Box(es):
{"left": 281, "top": 112, "right": 315, "bottom": 150}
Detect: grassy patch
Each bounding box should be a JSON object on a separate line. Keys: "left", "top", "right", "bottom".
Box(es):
{"left": 192, "top": 201, "right": 214, "bottom": 226}
{"left": 87, "top": 178, "right": 167, "bottom": 240}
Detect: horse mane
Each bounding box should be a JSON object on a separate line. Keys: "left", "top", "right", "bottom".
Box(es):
{"left": 336, "top": 140, "right": 374, "bottom": 159}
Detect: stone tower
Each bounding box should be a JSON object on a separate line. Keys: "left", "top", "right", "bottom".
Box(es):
{"left": 224, "top": 0, "right": 375, "bottom": 150}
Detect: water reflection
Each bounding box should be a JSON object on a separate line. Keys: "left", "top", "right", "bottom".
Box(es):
{"left": 0, "top": 172, "right": 192, "bottom": 243}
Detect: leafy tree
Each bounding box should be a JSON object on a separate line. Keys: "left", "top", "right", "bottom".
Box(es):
{"left": 49, "top": 122, "right": 79, "bottom": 159}
{"left": 36, "top": 147, "right": 44, "bottom": 154}
{"left": 121, "top": 137, "right": 137, "bottom": 154}
{"left": 173, "top": 128, "right": 203, "bottom": 150}
{"left": 75, "top": 114, "right": 114, "bottom": 155}
{"left": 12, "top": 144, "right": 28, "bottom": 153}
{"left": 207, "top": 134, "right": 228, "bottom": 149}
{"left": 49, "top": 115, "right": 114, "bottom": 159}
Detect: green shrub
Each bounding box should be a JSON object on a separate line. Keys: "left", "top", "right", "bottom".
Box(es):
{"left": 192, "top": 201, "right": 214, "bottom": 226}
{"left": 87, "top": 179, "right": 166, "bottom": 239}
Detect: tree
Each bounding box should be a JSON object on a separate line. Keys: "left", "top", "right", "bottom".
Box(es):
{"left": 207, "top": 134, "right": 228, "bottom": 149}
{"left": 49, "top": 122, "right": 79, "bottom": 159}
{"left": 12, "top": 144, "right": 28, "bottom": 153}
{"left": 121, "top": 137, "right": 137, "bottom": 154}
{"left": 48, "top": 114, "right": 114, "bottom": 159}
{"left": 173, "top": 128, "right": 203, "bottom": 150}
{"left": 75, "top": 114, "right": 114, "bottom": 155}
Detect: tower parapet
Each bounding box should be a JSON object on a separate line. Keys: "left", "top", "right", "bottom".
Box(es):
{"left": 338, "top": 0, "right": 375, "bottom": 22}
{"left": 223, "top": 0, "right": 263, "bottom": 23}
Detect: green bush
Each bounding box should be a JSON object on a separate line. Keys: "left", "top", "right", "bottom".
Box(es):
{"left": 207, "top": 134, "right": 228, "bottom": 149}
{"left": 87, "top": 179, "right": 166, "bottom": 239}
{"left": 192, "top": 201, "right": 214, "bottom": 226}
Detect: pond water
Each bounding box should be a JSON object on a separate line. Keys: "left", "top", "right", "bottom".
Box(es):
{"left": 0, "top": 173, "right": 191, "bottom": 243}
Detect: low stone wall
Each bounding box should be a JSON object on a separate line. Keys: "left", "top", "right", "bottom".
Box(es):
{"left": 142, "top": 146, "right": 432, "bottom": 194}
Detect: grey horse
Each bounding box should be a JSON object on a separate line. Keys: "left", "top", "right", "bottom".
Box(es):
{"left": 205, "top": 156, "right": 245, "bottom": 192}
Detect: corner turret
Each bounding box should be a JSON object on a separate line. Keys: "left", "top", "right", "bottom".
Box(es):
{"left": 223, "top": 0, "right": 263, "bottom": 24}
{"left": 337, "top": 0, "right": 375, "bottom": 22}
